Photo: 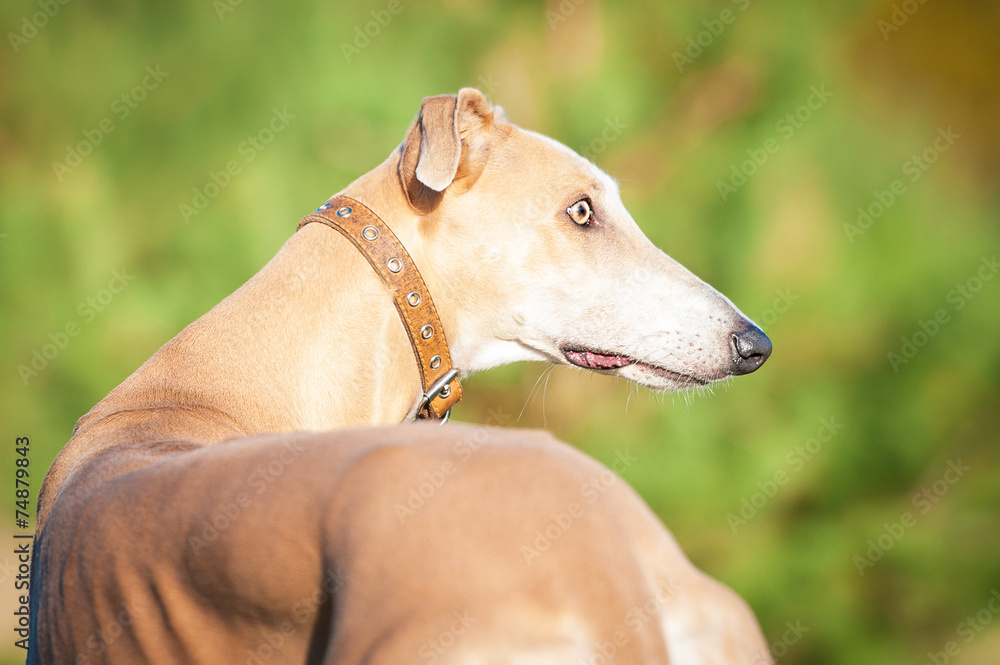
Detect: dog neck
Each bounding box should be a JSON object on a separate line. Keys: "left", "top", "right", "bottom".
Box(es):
{"left": 72, "top": 157, "right": 453, "bottom": 449}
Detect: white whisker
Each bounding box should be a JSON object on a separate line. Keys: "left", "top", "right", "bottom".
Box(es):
{"left": 519, "top": 364, "right": 554, "bottom": 423}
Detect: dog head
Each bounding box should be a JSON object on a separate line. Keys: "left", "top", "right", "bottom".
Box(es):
{"left": 394, "top": 88, "right": 770, "bottom": 391}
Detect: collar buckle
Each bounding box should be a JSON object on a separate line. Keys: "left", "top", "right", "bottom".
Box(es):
{"left": 414, "top": 368, "right": 460, "bottom": 422}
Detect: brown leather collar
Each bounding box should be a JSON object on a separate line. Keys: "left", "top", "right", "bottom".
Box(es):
{"left": 297, "top": 195, "right": 462, "bottom": 420}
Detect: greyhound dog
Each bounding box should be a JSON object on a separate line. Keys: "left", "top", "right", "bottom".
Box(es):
{"left": 30, "top": 88, "right": 773, "bottom": 663}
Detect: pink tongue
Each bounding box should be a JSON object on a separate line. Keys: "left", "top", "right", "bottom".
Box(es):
{"left": 566, "top": 349, "right": 632, "bottom": 369}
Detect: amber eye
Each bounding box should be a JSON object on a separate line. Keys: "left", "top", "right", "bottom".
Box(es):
{"left": 567, "top": 199, "right": 593, "bottom": 226}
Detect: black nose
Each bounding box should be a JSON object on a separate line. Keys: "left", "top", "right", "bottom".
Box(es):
{"left": 729, "top": 326, "right": 772, "bottom": 375}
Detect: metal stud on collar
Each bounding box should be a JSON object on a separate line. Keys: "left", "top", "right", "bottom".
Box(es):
{"left": 298, "top": 195, "right": 463, "bottom": 421}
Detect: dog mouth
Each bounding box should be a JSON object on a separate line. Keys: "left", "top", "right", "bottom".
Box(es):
{"left": 560, "top": 346, "right": 709, "bottom": 387}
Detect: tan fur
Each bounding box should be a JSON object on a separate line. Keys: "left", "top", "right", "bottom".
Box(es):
{"left": 30, "top": 89, "right": 772, "bottom": 664}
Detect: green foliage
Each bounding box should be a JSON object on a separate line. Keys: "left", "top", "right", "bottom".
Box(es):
{"left": 2, "top": 0, "right": 999, "bottom": 662}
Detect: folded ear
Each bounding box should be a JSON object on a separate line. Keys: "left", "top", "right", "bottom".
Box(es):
{"left": 413, "top": 94, "right": 461, "bottom": 192}
{"left": 399, "top": 88, "right": 498, "bottom": 209}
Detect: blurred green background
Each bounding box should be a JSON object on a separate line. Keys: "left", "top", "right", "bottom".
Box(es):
{"left": 2, "top": 0, "right": 999, "bottom": 663}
